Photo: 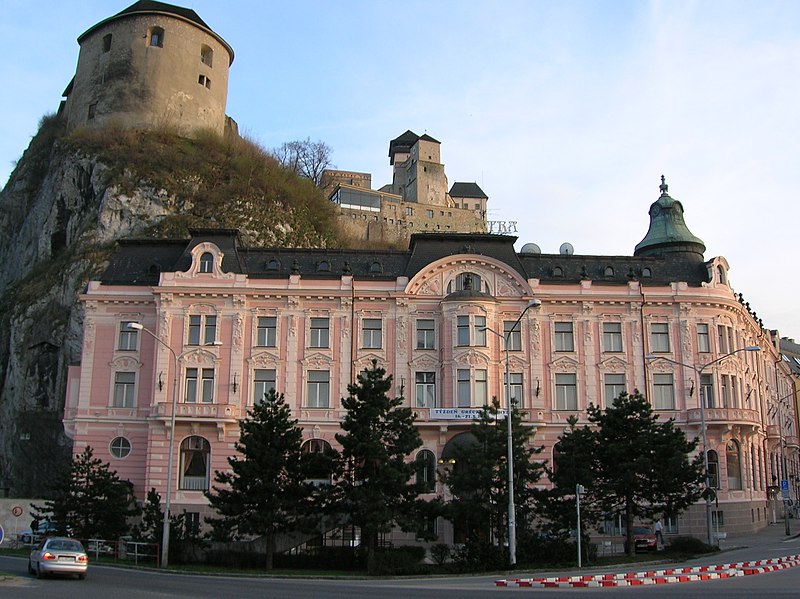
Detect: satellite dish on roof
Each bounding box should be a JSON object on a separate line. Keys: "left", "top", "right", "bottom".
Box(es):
{"left": 559, "top": 242, "right": 574, "bottom": 255}
{"left": 520, "top": 243, "right": 541, "bottom": 254}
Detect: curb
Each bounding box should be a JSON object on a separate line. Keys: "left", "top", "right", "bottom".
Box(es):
{"left": 495, "top": 554, "right": 800, "bottom": 588}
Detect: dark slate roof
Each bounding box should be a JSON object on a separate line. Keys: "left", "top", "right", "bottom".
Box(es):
{"left": 78, "top": 1, "right": 234, "bottom": 64}
{"left": 99, "top": 230, "right": 712, "bottom": 288}
{"left": 388, "top": 130, "right": 440, "bottom": 162}
{"left": 449, "top": 182, "right": 488, "bottom": 199}
{"left": 780, "top": 338, "right": 800, "bottom": 377}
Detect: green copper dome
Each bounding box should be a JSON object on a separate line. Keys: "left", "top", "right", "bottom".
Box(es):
{"left": 634, "top": 177, "right": 705, "bottom": 257}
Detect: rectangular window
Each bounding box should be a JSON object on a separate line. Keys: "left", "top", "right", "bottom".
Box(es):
{"left": 701, "top": 374, "right": 714, "bottom": 408}
{"left": 416, "top": 319, "right": 435, "bottom": 349}
{"left": 426, "top": 209, "right": 433, "bottom": 218}
{"left": 653, "top": 373, "right": 675, "bottom": 410}
{"left": 604, "top": 373, "right": 625, "bottom": 404}
{"left": 721, "top": 374, "right": 730, "bottom": 408}
{"left": 113, "top": 372, "right": 136, "bottom": 407}
{"left": 184, "top": 368, "right": 215, "bottom": 404}
{"left": 118, "top": 322, "right": 138, "bottom": 351}
{"left": 415, "top": 372, "right": 436, "bottom": 408}
{"left": 256, "top": 316, "right": 277, "bottom": 347}
{"left": 711, "top": 511, "right": 724, "bottom": 526}
{"left": 555, "top": 374, "right": 578, "bottom": 410}
{"left": 664, "top": 516, "right": 679, "bottom": 534}
{"left": 201, "top": 368, "right": 214, "bottom": 403}
{"left": 555, "top": 322, "right": 574, "bottom": 352}
{"left": 457, "top": 316, "right": 470, "bottom": 346}
{"left": 718, "top": 325, "right": 729, "bottom": 353}
{"left": 475, "top": 369, "right": 488, "bottom": 405}
{"left": 185, "top": 368, "right": 198, "bottom": 403}
{"left": 88, "top": 103, "right": 97, "bottom": 119}
{"left": 102, "top": 33, "right": 112, "bottom": 52}
{"left": 603, "top": 322, "right": 622, "bottom": 352}
{"left": 697, "top": 323, "right": 711, "bottom": 353}
{"left": 457, "top": 369, "right": 471, "bottom": 407}
{"left": 504, "top": 321, "right": 522, "bottom": 351}
{"left": 474, "top": 316, "right": 486, "bottom": 347}
{"left": 253, "top": 369, "right": 276, "bottom": 404}
{"left": 310, "top": 318, "right": 330, "bottom": 348}
{"left": 650, "top": 323, "right": 671, "bottom": 353}
{"left": 362, "top": 318, "right": 382, "bottom": 349}
{"left": 504, "top": 372, "right": 523, "bottom": 407}
{"left": 188, "top": 315, "right": 216, "bottom": 346}
{"left": 307, "top": 370, "right": 330, "bottom": 408}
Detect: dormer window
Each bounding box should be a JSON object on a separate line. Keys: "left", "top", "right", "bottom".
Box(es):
{"left": 317, "top": 260, "right": 330, "bottom": 272}
{"left": 199, "top": 252, "right": 214, "bottom": 273}
{"left": 717, "top": 265, "right": 727, "bottom": 285}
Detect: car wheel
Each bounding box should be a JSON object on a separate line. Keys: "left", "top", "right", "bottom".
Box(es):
{"left": 36, "top": 564, "right": 45, "bottom": 579}
{"left": 27, "top": 560, "right": 34, "bottom": 575}
{"left": 78, "top": 572, "right": 87, "bottom": 580}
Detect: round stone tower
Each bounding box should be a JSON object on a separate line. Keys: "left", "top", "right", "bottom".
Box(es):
{"left": 62, "top": 1, "right": 234, "bottom": 136}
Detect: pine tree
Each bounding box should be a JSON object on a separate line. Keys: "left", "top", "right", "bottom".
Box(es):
{"left": 552, "top": 391, "right": 705, "bottom": 555}
{"left": 333, "top": 360, "right": 422, "bottom": 573}
{"left": 205, "top": 388, "right": 314, "bottom": 570}
{"left": 33, "top": 446, "right": 139, "bottom": 540}
{"left": 441, "top": 399, "right": 545, "bottom": 561}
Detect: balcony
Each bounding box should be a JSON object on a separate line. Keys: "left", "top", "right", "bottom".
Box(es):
{"left": 686, "top": 407, "right": 760, "bottom": 428}
{"left": 151, "top": 401, "right": 240, "bottom": 422}
{"left": 767, "top": 424, "right": 781, "bottom": 440}
{"left": 786, "top": 435, "right": 800, "bottom": 449}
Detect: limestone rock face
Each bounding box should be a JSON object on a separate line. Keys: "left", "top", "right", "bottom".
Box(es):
{"left": 0, "top": 129, "right": 188, "bottom": 496}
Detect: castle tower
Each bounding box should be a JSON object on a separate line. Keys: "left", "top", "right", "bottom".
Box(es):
{"left": 388, "top": 131, "right": 450, "bottom": 206}
{"left": 61, "top": 1, "right": 234, "bottom": 136}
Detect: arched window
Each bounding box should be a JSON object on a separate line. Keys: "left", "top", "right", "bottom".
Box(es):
{"left": 726, "top": 440, "right": 742, "bottom": 490}
{"left": 266, "top": 258, "right": 279, "bottom": 271}
{"left": 149, "top": 26, "right": 164, "bottom": 47}
{"left": 180, "top": 436, "right": 210, "bottom": 490}
{"left": 200, "top": 44, "right": 213, "bottom": 67}
{"left": 199, "top": 252, "right": 214, "bottom": 273}
{"left": 447, "top": 272, "right": 488, "bottom": 294}
{"left": 302, "top": 439, "right": 333, "bottom": 485}
{"left": 604, "top": 266, "right": 614, "bottom": 277}
{"left": 717, "top": 265, "right": 727, "bottom": 285}
{"left": 707, "top": 449, "right": 720, "bottom": 489}
{"left": 641, "top": 267, "right": 652, "bottom": 278}
{"left": 317, "top": 260, "right": 330, "bottom": 272}
{"left": 415, "top": 449, "right": 436, "bottom": 493}
{"left": 553, "top": 266, "right": 563, "bottom": 277}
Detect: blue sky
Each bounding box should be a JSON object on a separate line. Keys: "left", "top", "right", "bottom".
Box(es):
{"left": 3, "top": 1, "right": 799, "bottom": 336}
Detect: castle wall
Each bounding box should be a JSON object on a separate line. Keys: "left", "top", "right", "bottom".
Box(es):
{"left": 64, "top": 14, "right": 231, "bottom": 136}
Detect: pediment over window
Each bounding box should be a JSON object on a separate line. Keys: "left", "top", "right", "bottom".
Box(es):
{"left": 550, "top": 356, "right": 579, "bottom": 372}
{"left": 453, "top": 349, "right": 490, "bottom": 367}
{"left": 182, "top": 348, "right": 218, "bottom": 366}
{"left": 599, "top": 356, "right": 628, "bottom": 372}
{"left": 249, "top": 350, "right": 280, "bottom": 367}
{"left": 177, "top": 242, "right": 235, "bottom": 280}
{"left": 406, "top": 255, "right": 530, "bottom": 298}
{"left": 410, "top": 354, "right": 439, "bottom": 370}
{"left": 108, "top": 356, "right": 141, "bottom": 370}
{"left": 507, "top": 355, "right": 529, "bottom": 371}
{"left": 355, "top": 354, "right": 384, "bottom": 371}
{"left": 302, "top": 352, "right": 333, "bottom": 369}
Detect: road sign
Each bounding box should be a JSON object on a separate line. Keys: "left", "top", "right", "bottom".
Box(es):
{"left": 0, "top": 524, "right": 4, "bottom": 544}
{"left": 781, "top": 479, "right": 790, "bottom": 499}
{"left": 11, "top": 505, "right": 23, "bottom": 517}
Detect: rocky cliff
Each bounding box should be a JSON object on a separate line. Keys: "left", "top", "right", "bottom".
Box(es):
{"left": 0, "top": 116, "right": 340, "bottom": 496}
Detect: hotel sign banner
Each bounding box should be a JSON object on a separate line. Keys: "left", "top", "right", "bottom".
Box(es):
{"left": 431, "top": 408, "right": 508, "bottom": 420}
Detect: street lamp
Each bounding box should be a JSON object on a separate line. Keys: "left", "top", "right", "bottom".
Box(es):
{"left": 481, "top": 298, "right": 541, "bottom": 566}
{"left": 128, "top": 323, "right": 224, "bottom": 567}
{"left": 646, "top": 346, "right": 760, "bottom": 547}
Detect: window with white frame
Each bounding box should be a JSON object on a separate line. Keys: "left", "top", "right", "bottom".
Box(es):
{"left": 310, "top": 318, "right": 330, "bottom": 348}
{"left": 555, "top": 322, "right": 574, "bottom": 352}
{"left": 602, "top": 322, "right": 622, "bottom": 352}
{"left": 415, "top": 449, "right": 436, "bottom": 493}
{"left": 604, "top": 373, "right": 625, "bottom": 404}
{"left": 717, "top": 325, "right": 729, "bottom": 353}
{"left": 503, "top": 321, "right": 522, "bottom": 351}
{"left": 456, "top": 315, "right": 486, "bottom": 346}
{"left": 652, "top": 373, "right": 675, "bottom": 410}
{"left": 199, "top": 252, "right": 214, "bottom": 273}
{"left": 721, "top": 375, "right": 730, "bottom": 408}
{"left": 650, "top": 322, "right": 670, "bottom": 353}
{"left": 416, "top": 372, "right": 436, "bottom": 408}
{"left": 113, "top": 372, "right": 136, "bottom": 407}
{"left": 697, "top": 323, "right": 711, "bottom": 353}
{"left": 110, "top": 436, "right": 131, "bottom": 459}
{"left": 362, "top": 318, "right": 382, "bottom": 349}
{"left": 307, "top": 370, "right": 330, "bottom": 408}
{"left": 448, "top": 272, "right": 486, "bottom": 293}
{"left": 708, "top": 450, "right": 720, "bottom": 489}
{"left": 416, "top": 319, "right": 435, "bottom": 349}
{"left": 179, "top": 436, "right": 210, "bottom": 491}
{"left": 555, "top": 373, "right": 578, "bottom": 410}
{"left": 188, "top": 314, "right": 217, "bottom": 346}
{"left": 727, "top": 439, "right": 742, "bottom": 490}
{"left": 253, "top": 369, "right": 276, "bottom": 404}
{"left": 302, "top": 439, "right": 333, "bottom": 484}
{"left": 185, "top": 368, "right": 215, "bottom": 403}
{"left": 457, "top": 368, "right": 487, "bottom": 407}
{"left": 256, "top": 316, "right": 277, "bottom": 347}
{"left": 504, "top": 372, "right": 523, "bottom": 406}
{"left": 118, "top": 322, "right": 139, "bottom": 351}
{"left": 701, "top": 374, "right": 714, "bottom": 408}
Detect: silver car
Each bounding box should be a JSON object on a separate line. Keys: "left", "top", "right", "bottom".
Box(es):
{"left": 28, "top": 537, "right": 89, "bottom": 579}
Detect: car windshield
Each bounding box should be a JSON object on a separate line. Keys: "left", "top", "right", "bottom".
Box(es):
{"left": 633, "top": 527, "right": 652, "bottom": 534}
{"left": 47, "top": 540, "right": 84, "bottom": 552}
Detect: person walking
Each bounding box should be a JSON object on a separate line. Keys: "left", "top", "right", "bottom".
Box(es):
{"left": 655, "top": 519, "right": 664, "bottom": 547}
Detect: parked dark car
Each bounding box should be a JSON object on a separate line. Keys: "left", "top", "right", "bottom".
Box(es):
{"left": 28, "top": 537, "right": 89, "bottom": 579}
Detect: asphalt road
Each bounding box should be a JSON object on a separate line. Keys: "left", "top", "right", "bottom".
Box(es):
{"left": 3, "top": 536, "right": 800, "bottom": 599}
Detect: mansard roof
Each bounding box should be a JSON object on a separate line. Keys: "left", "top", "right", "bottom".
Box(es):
{"left": 99, "top": 230, "right": 711, "bottom": 288}
{"left": 449, "top": 182, "right": 488, "bottom": 199}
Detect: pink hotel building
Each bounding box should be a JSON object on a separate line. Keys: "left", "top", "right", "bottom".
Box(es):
{"left": 64, "top": 180, "right": 798, "bottom": 541}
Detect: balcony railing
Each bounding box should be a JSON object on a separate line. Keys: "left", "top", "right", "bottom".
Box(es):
{"left": 179, "top": 475, "right": 209, "bottom": 491}
{"left": 767, "top": 424, "right": 781, "bottom": 440}
{"left": 686, "top": 407, "right": 760, "bottom": 427}
{"left": 152, "top": 402, "right": 239, "bottom": 420}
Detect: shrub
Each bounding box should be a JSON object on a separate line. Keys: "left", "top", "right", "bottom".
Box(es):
{"left": 451, "top": 541, "right": 506, "bottom": 572}
{"left": 430, "top": 543, "right": 452, "bottom": 565}
{"left": 665, "top": 536, "right": 717, "bottom": 555}
{"left": 370, "top": 546, "right": 427, "bottom": 575}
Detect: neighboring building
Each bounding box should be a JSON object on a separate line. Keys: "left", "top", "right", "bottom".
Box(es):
{"left": 65, "top": 178, "right": 798, "bottom": 544}
{"left": 60, "top": 1, "right": 236, "bottom": 136}
{"left": 327, "top": 131, "right": 489, "bottom": 245}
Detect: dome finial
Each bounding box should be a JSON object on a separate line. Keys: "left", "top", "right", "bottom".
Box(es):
{"left": 660, "top": 175, "right": 668, "bottom": 195}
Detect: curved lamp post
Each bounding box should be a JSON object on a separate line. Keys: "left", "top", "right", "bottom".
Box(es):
{"left": 481, "top": 298, "right": 541, "bottom": 566}
{"left": 646, "top": 346, "right": 760, "bottom": 546}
